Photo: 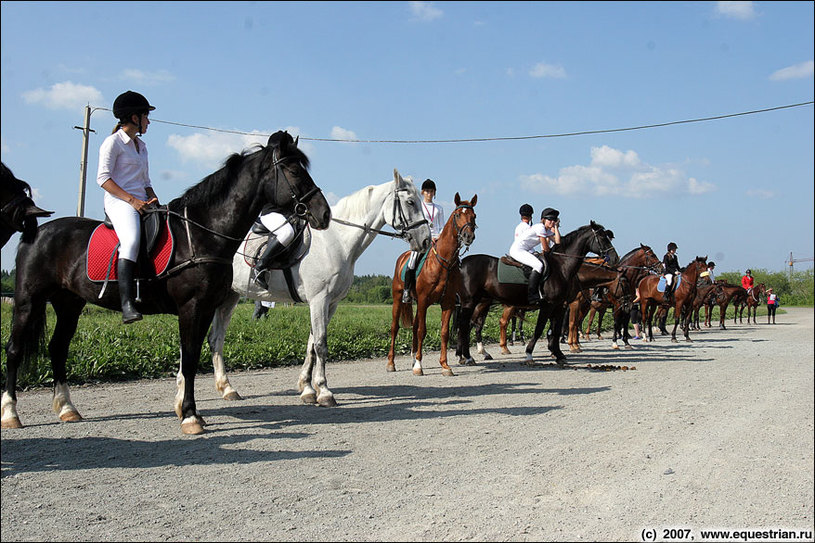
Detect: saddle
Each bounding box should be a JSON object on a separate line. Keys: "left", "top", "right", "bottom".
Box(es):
{"left": 498, "top": 253, "right": 549, "bottom": 285}
{"left": 400, "top": 250, "right": 430, "bottom": 282}
{"left": 247, "top": 216, "right": 310, "bottom": 271}
{"left": 87, "top": 206, "right": 174, "bottom": 283}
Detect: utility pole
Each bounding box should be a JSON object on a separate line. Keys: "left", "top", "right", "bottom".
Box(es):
{"left": 73, "top": 105, "right": 97, "bottom": 217}
{"left": 788, "top": 252, "right": 815, "bottom": 279}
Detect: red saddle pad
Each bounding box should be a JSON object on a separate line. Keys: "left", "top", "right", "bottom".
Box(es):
{"left": 86, "top": 220, "right": 173, "bottom": 282}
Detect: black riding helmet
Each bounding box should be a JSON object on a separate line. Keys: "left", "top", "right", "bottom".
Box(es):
{"left": 708, "top": 261, "right": 715, "bottom": 268}
{"left": 113, "top": 91, "right": 155, "bottom": 126}
{"left": 519, "top": 203, "right": 533, "bottom": 217}
{"left": 541, "top": 207, "right": 559, "bottom": 221}
{"left": 421, "top": 179, "right": 436, "bottom": 192}
{"left": 667, "top": 242, "right": 677, "bottom": 251}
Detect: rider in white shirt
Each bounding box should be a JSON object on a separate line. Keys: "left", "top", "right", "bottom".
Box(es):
{"left": 402, "top": 179, "right": 444, "bottom": 303}
{"left": 509, "top": 207, "right": 560, "bottom": 304}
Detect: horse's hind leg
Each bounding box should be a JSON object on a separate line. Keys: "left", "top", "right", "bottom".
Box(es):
{"left": 207, "top": 290, "right": 242, "bottom": 401}
{"left": 48, "top": 293, "right": 86, "bottom": 422}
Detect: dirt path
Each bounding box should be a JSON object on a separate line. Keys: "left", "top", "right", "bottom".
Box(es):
{"left": 2, "top": 308, "right": 813, "bottom": 542}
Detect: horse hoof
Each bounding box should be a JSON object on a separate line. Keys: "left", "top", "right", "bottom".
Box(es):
{"left": 1, "top": 417, "right": 23, "bottom": 429}
{"left": 671, "top": 338, "right": 678, "bottom": 343}
{"left": 181, "top": 419, "right": 205, "bottom": 435}
{"left": 301, "top": 392, "right": 317, "bottom": 404}
{"left": 482, "top": 353, "right": 492, "bottom": 361}
{"left": 467, "top": 358, "right": 477, "bottom": 366}
{"left": 59, "top": 410, "right": 83, "bottom": 422}
{"left": 612, "top": 344, "right": 619, "bottom": 350}
{"left": 412, "top": 368, "right": 424, "bottom": 376}
{"left": 386, "top": 364, "right": 396, "bottom": 373}
{"left": 442, "top": 368, "right": 455, "bottom": 377}
{"left": 223, "top": 391, "right": 242, "bottom": 401}
{"left": 317, "top": 395, "right": 337, "bottom": 407}
{"left": 501, "top": 347, "right": 511, "bottom": 355}
{"left": 555, "top": 359, "right": 567, "bottom": 367}
{"left": 625, "top": 344, "right": 633, "bottom": 350}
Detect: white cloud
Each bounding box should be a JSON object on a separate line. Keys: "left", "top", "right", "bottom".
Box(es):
{"left": 715, "top": 1, "right": 756, "bottom": 20}
{"left": 746, "top": 189, "right": 775, "bottom": 199}
{"left": 330, "top": 126, "right": 358, "bottom": 142}
{"left": 167, "top": 131, "right": 272, "bottom": 169}
{"left": 120, "top": 69, "right": 176, "bottom": 85}
{"left": 22, "top": 81, "right": 103, "bottom": 110}
{"left": 529, "top": 62, "right": 567, "bottom": 79}
{"left": 520, "top": 145, "right": 716, "bottom": 199}
{"left": 409, "top": 1, "right": 442, "bottom": 22}
{"left": 769, "top": 60, "right": 815, "bottom": 81}
{"left": 166, "top": 126, "right": 315, "bottom": 170}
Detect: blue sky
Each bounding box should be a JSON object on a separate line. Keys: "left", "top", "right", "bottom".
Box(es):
{"left": 2, "top": 1, "right": 813, "bottom": 277}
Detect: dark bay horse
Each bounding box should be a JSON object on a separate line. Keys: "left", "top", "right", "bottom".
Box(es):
{"left": 1, "top": 162, "right": 53, "bottom": 248}
{"left": 706, "top": 282, "right": 747, "bottom": 329}
{"left": 637, "top": 256, "right": 707, "bottom": 342}
{"left": 566, "top": 262, "right": 632, "bottom": 352}
{"left": 2, "top": 131, "right": 331, "bottom": 434}
{"left": 735, "top": 282, "right": 766, "bottom": 324}
{"left": 456, "top": 221, "right": 618, "bottom": 366}
{"left": 387, "top": 193, "right": 477, "bottom": 376}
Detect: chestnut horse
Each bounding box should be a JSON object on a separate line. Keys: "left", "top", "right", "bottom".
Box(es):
{"left": 455, "top": 221, "right": 618, "bottom": 366}
{"left": 637, "top": 256, "right": 707, "bottom": 342}
{"left": 387, "top": 193, "right": 477, "bottom": 376}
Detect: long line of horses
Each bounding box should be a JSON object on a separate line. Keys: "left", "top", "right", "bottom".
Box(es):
{"left": 0, "top": 149, "right": 764, "bottom": 435}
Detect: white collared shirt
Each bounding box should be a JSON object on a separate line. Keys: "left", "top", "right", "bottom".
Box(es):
{"left": 96, "top": 129, "right": 152, "bottom": 200}
{"left": 422, "top": 201, "right": 444, "bottom": 239}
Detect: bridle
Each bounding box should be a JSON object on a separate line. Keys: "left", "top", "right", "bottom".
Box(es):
{"left": 451, "top": 204, "right": 477, "bottom": 247}
{"left": 271, "top": 149, "right": 321, "bottom": 221}
{"left": 431, "top": 204, "right": 477, "bottom": 272}
{"left": 0, "top": 193, "right": 33, "bottom": 230}
{"left": 330, "top": 185, "right": 429, "bottom": 239}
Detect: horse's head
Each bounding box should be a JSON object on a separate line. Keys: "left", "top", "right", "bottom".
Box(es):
{"left": 388, "top": 170, "right": 432, "bottom": 253}
{"left": 260, "top": 131, "right": 331, "bottom": 230}
{"left": 1, "top": 162, "right": 53, "bottom": 246}
{"left": 587, "top": 221, "right": 619, "bottom": 266}
{"left": 639, "top": 243, "right": 662, "bottom": 272}
{"left": 451, "top": 192, "right": 477, "bottom": 248}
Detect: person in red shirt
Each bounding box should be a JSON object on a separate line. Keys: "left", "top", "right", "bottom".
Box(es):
{"left": 741, "top": 269, "right": 754, "bottom": 293}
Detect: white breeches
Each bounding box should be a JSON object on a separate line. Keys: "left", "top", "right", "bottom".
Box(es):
{"left": 509, "top": 247, "right": 543, "bottom": 273}
{"left": 665, "top": 273, "right": 675, "bottom": 286}
{"left": 407, "top": 250, "right": 419, "bottom": 269}
{"left": 104, "top": 194, "right": 141, "bottom": 262}
{"left": 259, "top": 212, "right": 295, "bottom": 246}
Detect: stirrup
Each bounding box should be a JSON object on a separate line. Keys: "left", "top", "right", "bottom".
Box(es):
{"left": 401, "top": 289, "right": 412, "bottom": 303}
{"left": 253, "top": 268, "right": 269, "bottom": 289}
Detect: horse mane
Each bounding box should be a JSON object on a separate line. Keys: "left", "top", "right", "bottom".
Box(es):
{"left": 332, "top": 183, "right": 384, "bottom": 223}
{"left": 176, "top": 137, "right": 311, "bottom": 209}
{"left": 554, "top": 221, "right": 604, "bottom": 250}
{"left": 620, "top": 244, "right": 649, "bottom": 262}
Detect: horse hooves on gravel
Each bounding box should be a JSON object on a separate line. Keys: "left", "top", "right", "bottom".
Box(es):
{"left": 482, "top": 352, "right": 493, "bottom": 361}
{"left": 441, "top": 368, "right": 455, "bottom": 377}
{"left": 301, "top": 392, "right": 318, "bottom": 404}
{"left": 318, "top": 396, "right": 337, "bottom": 407}
{"left": 671, "top": 338, "right": 679, "bottom": 343}
{"left": 223, "top": 391, "right": 242, "bottom": 401}
{"left": 501, "top": 347, "right": 511, "bottom": 355}
{"left": 59, "top": 410, "right": 83, "bottom": 422}
{"left": 413, "top": 367, "right": 424, "bottom": 376}
{"left": 386, "top": 364, "right": 396, "bottom": 373}
{"left": 181, "top": 416, "right": 206, "bottom": 435}
{"left": 1, "top": 417, "right": 23, "bottom": 429}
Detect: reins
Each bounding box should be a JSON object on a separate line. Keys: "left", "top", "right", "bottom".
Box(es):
{"left": 330, "top": 186, "right": 428, "bottom": 239}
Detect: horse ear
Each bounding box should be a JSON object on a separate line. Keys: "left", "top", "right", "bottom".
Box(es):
{"left": 393, "top": 169, "right": 403, "bottom": 185}
{"left": 605, "top": 230, "right": 614, "bottom": 239}
{"left": 471, "top": 194, "right": 477, "bottom": 207}
{"left": 590, "top": 220, "right": 597, "bottom": 227}
{"left": 294, "top": 135, "right": 299, "bottom": 147}
{"left": 455, "top": 192, "right": 461, "bottom": 205}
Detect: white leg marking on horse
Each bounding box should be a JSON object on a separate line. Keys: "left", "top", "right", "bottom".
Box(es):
{"left": 412, "top": 358, "right": 424, "bottom": 375}
{"left": 476, "top": 341, "right": 484, "bottom": 354}
{"left": 1, "top": 391, "right": 20, "bottom": 426}
{"left": 52, "top": 382, "right": 81, "bottom": 421}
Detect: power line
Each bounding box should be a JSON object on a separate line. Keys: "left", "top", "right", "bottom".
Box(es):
{"left": 94, "top": 100, "right": 813, "bottom": 144}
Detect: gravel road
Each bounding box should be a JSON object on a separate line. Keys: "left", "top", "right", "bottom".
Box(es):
{"left": 2, "top": 307, "right": 813, "bottom": 542}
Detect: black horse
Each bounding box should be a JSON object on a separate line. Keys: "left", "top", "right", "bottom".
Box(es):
{"left": 456, "top": 221, "right": 618, "bottom": 365}
{"left": 2, "top": 131, "right": 331, "bottom": 434}
{"left": 1, "top": 162, "right": 53, "bottom": 248}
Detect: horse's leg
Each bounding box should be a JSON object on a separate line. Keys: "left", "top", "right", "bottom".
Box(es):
{"left": 644, "top": 301, "right": 654, "bottom": 342}
{"left": 547, "top": 306, "right": 568, "bottom": 365}
{"left": 1, "top": 295, "right": 48, "bottom": 429}
{"left": 499, "top": 306, "right": 512, "bottom": 355}
{"left": 386, "top": 297, "right": 401, "bottom": 372}
{"left": 509, "top": 315, "right": 516, "bottom": 346}
{"left": 583, "top": 308, "right": 595, "bottom": 341}
{"left": 412, "top": 300, "right": 429, "bottom": 376}
{"left": 595, "top": 307, "right": 605, "bottom": 340}
{"left": 297, "top": 334, "right": 319, "bottom": 404}
{"left": 176, "top": 306, "right": 215, "bottom": 435}
{"left": 457, "top": 304, "right": 476, "bottom": 365}
{"left": 207, "top": 289, "right": 242, "bottom": 401}
{"left": 524, "top": 304, "right": 551, "bottom": 365}
{"left": 306, "top": 299, "right": 340, "bottom": 406}
{"left": 48, "top": 293, "right": 86, "bottom": 422}
{"left": 438, "top": 301, "right": 456, "bottom": 376}
{"left": 473, "top": 306, "right": 492, "bottom": 361}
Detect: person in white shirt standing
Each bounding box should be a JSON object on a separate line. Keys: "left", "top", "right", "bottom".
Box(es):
{"left": 402, "top": 178, "right": 445, "bottom": 303}
{"left": 96, "top": 91, "right": 160, "bottom": 324}
{"left": 508, "top": 207, "right": 561, "bottom": 304}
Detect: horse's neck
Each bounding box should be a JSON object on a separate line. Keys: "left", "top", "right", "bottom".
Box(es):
{"left": 556, "top": 229, "right": 595, "bottom": 278}
{"left": 330, "top": 184, "right": 390, "bottom": 261}
{"left": 434, "top": 216, "right": 461, "bottom": 259}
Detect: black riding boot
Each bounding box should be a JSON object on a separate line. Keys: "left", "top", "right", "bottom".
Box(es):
{"left": 527, "top": 270, "right": 542, "bottom": 305}
{"left": 402, "top": 266, "right": 416, "bottom": 303}
{"left": 253, "top": 237, "right": 285, "bottom": 289}
{"left": 663, "top": 284, "right": 673, "bottom": 305}
{"left": 118, "top": 258, "right": 142, "bottom": 324}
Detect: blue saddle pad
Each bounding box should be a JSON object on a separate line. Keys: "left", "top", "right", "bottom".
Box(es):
{"left": 400, "top": 250, "right": 430, "bottom": 281}
{"left": 657, "top": 275, "right": 682, "bottom": 292}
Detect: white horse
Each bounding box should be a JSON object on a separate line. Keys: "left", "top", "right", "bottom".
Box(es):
{"left": 193, "top": 169, "right": 432, "bottom": 410}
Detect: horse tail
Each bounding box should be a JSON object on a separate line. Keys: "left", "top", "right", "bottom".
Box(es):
{"left": 399, "top": 300, "right": 413, "bottom": 329}
{"left": 9, "top": 299, "right": 48, "bottom": 376}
